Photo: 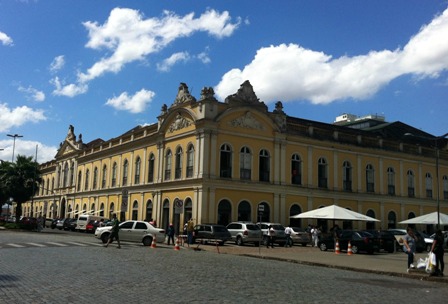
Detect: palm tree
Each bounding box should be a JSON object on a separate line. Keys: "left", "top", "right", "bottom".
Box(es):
{"left": 0, "top": 155, "right": 42, "bottom": 221}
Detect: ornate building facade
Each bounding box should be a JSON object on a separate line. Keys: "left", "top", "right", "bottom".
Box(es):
{"left": 23, "top": 81, "right": 448, "bottom": 233}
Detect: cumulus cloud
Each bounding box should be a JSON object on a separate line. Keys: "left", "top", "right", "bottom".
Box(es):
{"left": 50, "top": 76, "right": 88, "bottom": 97}
{"left": 215, "top": 8, "right": 448, "bottom": 104}
{"left": 18, "top": 85, "right": 45, "bottom": 102}
{"left": 0, "top": 31, "right": 13, "bottom": 46}
{"left": 0, "top": 139, "right": 57, "bottom": 163}
{"left": 54, "top": 8, "right": 240, "bottom": 97}
{"left": 49, "top": 55, "right": 65, "bottom": 72}
{"left": 157, "top": 52, "right": 190, "bottom": 72}
{"left": 0, "top": 103, "right": 46, "bottom": 132}
{"left": 105, "top": 89, "right": 155, "bottom": 113}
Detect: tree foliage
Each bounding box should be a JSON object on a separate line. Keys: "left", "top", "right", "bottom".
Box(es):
{"left": 0, "top": 155, "right": 42, "bottom": 221}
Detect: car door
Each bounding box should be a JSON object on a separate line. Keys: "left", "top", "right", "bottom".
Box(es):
{"left": 119, "top": 221, "right": 135, "bottom": 242}
{"left": 132, "top": 221, "right": 149, "bottom": 242}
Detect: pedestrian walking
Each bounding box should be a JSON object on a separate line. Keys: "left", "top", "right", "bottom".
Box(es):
{"left": 403, "top": 226, "right": 417, "bottom": 272}
{"left": 266, "top": 225, "right": 275, "bottom": 248}
{"left": 311, "top": 226, "right": 320, "bottom": 247}
{"left": 166, "top": 223, "right": 175, "bottom": 245}
{"left": 37, "top": 215, "right": 43, "bottom": 232}
{"left": 284, "top": 226, "right": 293, "bottom": 247}
{"left": 187, "top": 218, "right": 195, "bottom": 244}
{"left": 104, "top": 213, "right": 121, "bottom": 249}
{"left": 430, "top": 229, "right": 445, "bottom": 277}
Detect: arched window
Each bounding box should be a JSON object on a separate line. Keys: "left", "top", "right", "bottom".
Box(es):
{"left": 342, "top": 161, "right": 352, "bottom": 191}
{"left": 175, "top": 147, "right": 183, "bottom": 179}
{"left": 387, "top": 211, "right": 396, "bottom": 229}
{"left": 102, "top": 165, "right": 107, "bottom": 189}
{"left": 259, "top": 149, "right": 270, "bottom": 182}
{"left": 366, "top": 209, "right": 376, "bottom": 230}
{"left": 289, "top": 204, "right": 302, "bottom": 227}
{"left": 99, "top": 203, "right": 105, "bottom": 217}
{"left": 134, "top": 157, "right": 141, "bottom": 185}
{"left": 148, "top": 153, "right": 155, "bottom": 183}
{"left": 165, "top": 149, "right": 172, "bottom": 180}
{"left": 77, "top": 171, "right": 82, "bottom": 191}
{"left": 132, "top": 200, "right": 138, "bottom": 220}
{"left": 146, "top": 200, "right": 153, "bottom": 221}
{"left": 237, "top": 201, "right": 251, "bottom": 221}
{"left": 112, "top": 162, "right": 117, "bottom": 187}
{"left": 318, "top": 158, "right": 328, "bottom": 188}
{"left": 387, "top": 167, "right": 395, "bottom": 195}
{"left": 407, "top": 170, "right": 415, "bottom": 197}
{"left": 220, "top": 144, "right": 232, "bottom": 178}
{"left": 70, "top": 162, "right": 75, "bottom": 186}
{"left": 425, "top": 172, "right": 433, "bottom": 198}
{"left": 186, "top": 144, "right": 194, "bottom": 178}
{"left": 93, "top": 167, "right": 98, "bottom": 189}
{"left": 122, "top": 159, "right": 129, "bottom": 186}
{"left": 291, "top": 154, "right": 301, "bottom": 185}
{"left": 366, "top": 164, "right": 374, "bottom": 193}
{"left": 84, "top": 169, "right": 90, "bottom": 191}
{"left": 63, "top": 163, "right": 69, "bottom": 187}
{"left": 240, "top": 146, "right": 251, "bottom": 180}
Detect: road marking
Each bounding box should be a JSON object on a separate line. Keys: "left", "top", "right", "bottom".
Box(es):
{"left": 65, "top": 242, "right": 89, "bottom": 246}
{"left": 27, "top": 242, "right": 47, "bottom": 247}
{"left": 45, "top": 242, "right": 68, "bottom": 247}
{"left": 6, "top": 243, "right": 25, "bottom": 248}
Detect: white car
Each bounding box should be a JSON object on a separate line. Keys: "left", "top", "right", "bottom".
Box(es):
{"left": 95, "top": 220, "right": 166, "bottom": 246}
{"left": 424, "top": 231, "right": 448, "bottom": 252}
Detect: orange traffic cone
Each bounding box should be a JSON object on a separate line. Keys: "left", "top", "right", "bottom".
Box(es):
{"left": 151, "top": 234, "right": 157, "bottom": 248}
{"left": 174, "top": 238, "right": 180, "bottom": 251}
{"left": 347, "top": 241, "right": 353, "bottom": 255}
{"left": 335, "top": 239, "right": 340, "bottom": 254}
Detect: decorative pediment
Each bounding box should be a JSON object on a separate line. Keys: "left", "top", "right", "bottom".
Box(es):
{"left": 168, "top": 113, "right": 192, "bottom": 133}
{"left": 228, "top": 112, "right": 265, "bottom": 131}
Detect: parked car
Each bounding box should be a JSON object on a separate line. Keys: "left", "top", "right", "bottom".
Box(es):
{"left": 64, "top": 218, "right": 77, "bottom": 231}
{"left": 318, "top": 230, "right": 379, "bottom": 254}
{"left": 44, "top": 218, "right": 55, "bottom": 228}
{"left": 85, "top": 219, "right": 105, "bottom": 233}
{"left": 19, "top": 217, "right": 38, "bottom": 230}
{"left": 226, "top": 222, "right": 262, "bottom": 246}
{"left": 424, "top": 231, "right": 448, "bottom": 252}
{"left": 290, "top": 227, "right": 311, "bottom": 246}
{"left": 387, "top": 229, "right": 426, "bottom": 253}
{"left": 56, "top": 218, "right": 70, "bottom": 230}
{"left": 192, "top": 224, "right": 231, "bottom": 246}
{"left": 257, "top": 222, "right": 287, "bottom": 246}
{"left": 95, "top": 220, "right": 165, "bottom": 246}
{"left": 363, "top": 229, "right": 396, "bottom": 253}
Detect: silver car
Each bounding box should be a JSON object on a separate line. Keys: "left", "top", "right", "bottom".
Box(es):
{"left": 95, "top": 220, "right": 166, "bottom": 246}
{"left": 226, "top": 222, "right": 262, "bottom": 246}
{"left": 257, "top": 222, "right": 287, "bottom": 246}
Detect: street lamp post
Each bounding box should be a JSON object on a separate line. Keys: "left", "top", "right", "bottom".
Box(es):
{"left": 7, "top": 134, "right": 23, "bottom": 162}
{"left": 405, "top": 132, "right": 448, "bottom": 229}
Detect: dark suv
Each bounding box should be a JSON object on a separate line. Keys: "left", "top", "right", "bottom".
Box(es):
{"left": 193, "top": 224, "right": 231, "bottom": 246}
{"left": 226, "top": 222, "right": 262, "bottom": 246}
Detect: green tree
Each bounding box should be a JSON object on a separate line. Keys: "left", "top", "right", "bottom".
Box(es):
{"left": 0, "top": 155, "right": 42, "bottom": 221}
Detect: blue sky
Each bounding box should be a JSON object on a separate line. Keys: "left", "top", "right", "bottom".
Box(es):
{"left": 0, "top": 0, "right": 447, "bottom": 163}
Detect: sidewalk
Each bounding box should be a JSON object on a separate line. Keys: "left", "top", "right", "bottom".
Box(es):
{"left": 195, "top": 244, "right": 447, "bottom": 283}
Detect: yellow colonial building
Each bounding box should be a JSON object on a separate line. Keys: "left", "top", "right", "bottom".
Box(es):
{"left": 23, "top": 81, "right": 448, "bottom": 234}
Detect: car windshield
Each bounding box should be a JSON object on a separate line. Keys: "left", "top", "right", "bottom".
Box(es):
{"left": 272, "top": 225, "right": 285, "bottom": 230}
{"left": 359, "top": 231, "right": 373, "bottom": 237}
{"left": 213, "top": 226, "right": 227, "bottom": 232}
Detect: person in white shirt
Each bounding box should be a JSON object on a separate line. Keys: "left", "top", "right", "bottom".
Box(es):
{"left": 311, "top": 226, "right": 320, "bottom": 247}
{"left": 284, "top": 226, "right": 293, "bottom": 247}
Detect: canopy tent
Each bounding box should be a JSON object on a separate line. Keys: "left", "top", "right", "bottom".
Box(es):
{"left": 290, "top": 204, "right": 380, "bottom": 222}
{"left": 398, "top": 211, "right": 448, "bottom": 225}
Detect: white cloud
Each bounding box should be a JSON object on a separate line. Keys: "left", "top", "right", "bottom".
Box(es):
{"left": 0, "top": 103, "right": 46, "bottom": 132}
{"left": 50, "top": 76, "right": 88, "bottom": 97}
{"left": 18, "top": 86, "right": 45, "bottom": 102}
{"left": 58, "top": 8, "right": 240, "bottom": 97}
{"left": 215, "top": 8, "right": 448, "bottom": 104}
{"left": 105, "top": 89, "right": 155, "bottom": 113}
{"left": 0, "top": 140, "right": 57, "bottom": 163}
{"left": 157, "top": 52, "right": 190, "bottom": 72}
{"left": 0, "top": 31, "right": 13, "bottom": 46}
{"left": 197, "top": 50, "right": 211, "bottom": 64}
{"left": 49, "top": 55, "right": 65, "bottom": 72}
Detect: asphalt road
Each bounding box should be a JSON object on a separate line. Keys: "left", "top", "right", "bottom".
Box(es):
{"left": 1, "top": 229, "right": 447, "bottom": 303}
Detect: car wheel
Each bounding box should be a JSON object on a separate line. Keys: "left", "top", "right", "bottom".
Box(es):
{"left": 101, "top": 233, "right": 110, "bottom": 244}
{"left": 236, "top": 237, "right": 243, "bottom": 246}
{"left": 254, "top": 242, "right": 260, "bottom": 247}
{"left": 319, "top": 242, "right": 327, "bottom": 251}
{"left": 219, "top": 241, "right": 225, "bottom": 246}
{"left": 302, "top": 243, "right": 307, "bottom": 247}
{"left": 351, "top": 245, "right": 359, "bottom": 254}
{"left": 143, "top": 236, "right": 152, "bottom": 246}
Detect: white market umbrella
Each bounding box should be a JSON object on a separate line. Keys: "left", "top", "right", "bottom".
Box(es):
{"left": 399, "top": 211, "right": 448, "bottom": 225}
{"left": 290, "top": 204, "right": 380, "bottom": 222}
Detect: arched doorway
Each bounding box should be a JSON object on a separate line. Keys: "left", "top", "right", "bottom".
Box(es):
{"left": 237, "top": 201, "right": 251, "bottom": 221}
{"left": 289, "top": 204, "right": 302, "bottom": 227}
{"left": 171, "top": 198, "right": 181, "bottom": 233}
{"left": 217, "top": 200, "right": 231, "bottom": 226}
{"left": 162, "top": 199, "right": 169, "bottom": 231}
{"left": 388, "top": 211, "right": 396, "bottom": 229}
{"left": 257, "top": 202, "right": 270, "bottom": 222}
{"left": 366, "top": 209, "right": 376, "bottom": 230}
{"left": 145, "top": 200, "right": 153, "bottom": 221}
{"left": 60, "top": 198, "right": 66, "bottom": 218}
{"left": 132, "top": 200, "right": 138, "bottom": 220}
{"left": 184, "top": 198, "right": 192, "bottom": 223}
